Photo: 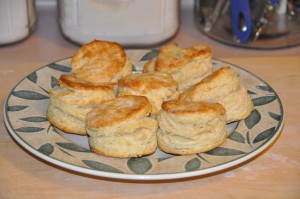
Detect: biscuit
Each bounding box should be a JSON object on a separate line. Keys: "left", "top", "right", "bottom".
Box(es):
{"left": 179, "top": 66, "right": 254, "bottom": 123}
{"left": 117, "top": 72, "right": 179, "bottom": 115}
{"left": 143, "top": 43, "right": 212, "bottom": 91}
{"left": 157, "top": 100, "right": 227, "bottom": 155}
{"left": 86, "top": 95, "right": 158, "bottom": 158}
{"left": 46, "top": 74, "right": 115, "bottom": 135}
{"left": 71, "top": 40, "right": 132, "bottom": 85}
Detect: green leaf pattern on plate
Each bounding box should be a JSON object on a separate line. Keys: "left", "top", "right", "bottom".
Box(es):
{"left": 27, "top": 72, "right": 38, "bottom": 83}
{"left": 196, "top": 154, "right": 211, "bottom": 163}
{"left": 252, "top": 96, "right": 277, "bottom": 106}
{"left": 157, "top": 157, "right": 173, "bottom": 162}
{"left": 257, "top": 85, "right": 274, "bottom": 93}
{"left": 12, "top": 90, "right": 49, "bottom": 100}
{"left": 246, "top": 131, "right": 253, "bottom": 148}
{"left": 20, "top": 116, "right": 48, "bottom": 122}
{"left": 48, "top": 63, "right": 71, "bottom": 72}
{"left": 228, "top": 131, "right": 245, "bottom": 143}
{"left": 127, "top": 158, "right": 152, "bottom": 174}
{"left": 58, "top": 148, "right": 75, "bottom": 158}
{"left": 7, "top": 105, "right": 28, "bottom": 111}
{"left": 244, "top": 109, "right": 261, "bottom": 129}
{"left": 205, "top": 147, "right": 246, "bottom": 156}
{"left": 51, "top": 76, "right": 59, "bottom": 88}
{"left": 82, "top": 160, "right": 123, "bottom": 173}
{"left": 37, "top": 143, "right": 54, "bottom": 156}
{"left": 269, "top": 112, "right": 281, "bottom": 121}
{"left": 185, "top": 158, "right": 201, "bottom": 171}
{"left": 253, "top": 126, "right": 276, "bottom": 144}
{"left": 56, "top": 142, "right": 90, "bottom": 153}
{"left": 15, "top": 127, "right": 45, "bottom": 133}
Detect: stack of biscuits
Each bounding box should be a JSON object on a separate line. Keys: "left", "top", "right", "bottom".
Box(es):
{"left": 47, "top": 40, "right": 254, "bottom": 158}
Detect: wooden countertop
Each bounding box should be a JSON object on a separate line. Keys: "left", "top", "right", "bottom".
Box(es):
{"left": 1, "top": 57, "right": 299, "bottom": 199}
{"left": 1, "top": 1, "right": 300, "bottom": 199}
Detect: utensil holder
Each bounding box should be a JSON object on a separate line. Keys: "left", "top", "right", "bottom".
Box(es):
{"left": 194, "top": 0, "right": 300, "bottom": 49}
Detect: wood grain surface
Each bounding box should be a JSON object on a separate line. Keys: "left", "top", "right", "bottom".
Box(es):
{"left": 1, "top": 57, "right": 299, "bottom": 199}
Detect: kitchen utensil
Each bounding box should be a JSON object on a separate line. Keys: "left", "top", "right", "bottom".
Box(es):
{"left": 230, "top": 0, "right": 252, "bottom": 42}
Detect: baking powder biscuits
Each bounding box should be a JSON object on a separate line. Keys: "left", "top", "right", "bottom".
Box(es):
{"left": 157, "top": 100, "right": 227, "bottom": 155}
{"left": 86, "top": 95, "right": 158, "bottom": 158}
{"left": 71, "top": 40, "right": 132, "bottom": 85}
{"left": 179, "top": 66, "right": 254, "bottom": 123}
{"left": 143, "top": 43, "right": 212, "bottom": 91}
{"left": 117, "top": 72, "right": 179, "bottom": 115}
{"left": 46, "top": 74, "right": 115, "bottom": 135}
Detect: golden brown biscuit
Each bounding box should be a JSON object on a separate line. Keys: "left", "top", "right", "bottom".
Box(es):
{"left": 157, "top": 100, "right": 227, "bottom": 155}
{"left": 71, "top": 40, "right": 132, "bottom": 85}
{"left": 142, "top": 59, "right": 156, "bottom": 73}
{"left": 143, "top": 43, "right": 212, "bottom": 91}
{"left": 46, "top": 74, "right": 115, "bottom": 135}
{"left": 86, "top": 95, "right": 158, "bottom": 158}
{"left": 179, "top": 66, "right": 254, "bottom": 123}
{"left": 117, "top": 72, "right": 179, "bottom": 115}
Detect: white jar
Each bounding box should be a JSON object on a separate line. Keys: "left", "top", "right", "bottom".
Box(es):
{"left": 58, "top": 0, "right": 179, "bottom": 46}
{"left": 0, "top": 0, "right": 36, "bottom": 45}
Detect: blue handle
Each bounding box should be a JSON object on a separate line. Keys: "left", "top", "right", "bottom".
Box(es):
{"left": 231, "top": 0, "right": 252, "bottom": 42}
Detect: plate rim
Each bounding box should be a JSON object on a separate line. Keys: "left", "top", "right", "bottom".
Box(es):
{"left": 3, "top": 56, "right": 285, "bottom": 180}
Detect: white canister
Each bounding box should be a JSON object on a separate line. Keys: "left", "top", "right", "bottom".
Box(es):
{"left": 0, "top": 0, "right": 36, "bottom": 45}
{"left": 58, "top": 0, "right": 179, "bottom": 46}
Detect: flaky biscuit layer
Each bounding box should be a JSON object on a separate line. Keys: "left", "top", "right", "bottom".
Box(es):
{"left": 157, "top": 100, "right": 227, "bottom": 155}
{"left": 46, "top": 75, "right": 115, "bottom": 135}
{"left": 179, "top": 66, "right": 254, "bottom": 123}
{"left": 117, "top": 72, "right": 179, "bottom": 115}
{"left": 89, "top": 117, "right": 158, "bottom": 158}
{"left": 143, "top": 43, "right": 213, "bottom": 91}
{"left": 86, "top": 95, "right": 158, "bottom": 158}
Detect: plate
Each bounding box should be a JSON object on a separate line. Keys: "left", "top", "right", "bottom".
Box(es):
{"left": 3, "top": 49, "right": 284, "bottom": 180}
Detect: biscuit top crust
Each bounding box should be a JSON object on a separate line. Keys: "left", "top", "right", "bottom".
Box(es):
{"left": 193, "top": 66, "right": 239, "bottom": 96}
{"left": 86, "top": 95, "right": 152, "bottom": 128}
{"left": 161, "top": 100, "right": 226, "bottom": 115}
{"left": 155, "top": 43, "right": 211, "bottom": 73}
{"left": 196, "top": 66, "right": 237, "bottom": 87}
{"left": 118, "top": 72, "right": 178, "bottom": 93}
{"left": 179, "top": 66, "right": 239, "bottom": 101}
{"left": 71, "top": 40, "right": 126, "bottom": 83}
{"left": 49, "top": 74, "right": 115, "bottom": 107}
{"left": 58, "top": 74, "right": 114, "bottom": 91}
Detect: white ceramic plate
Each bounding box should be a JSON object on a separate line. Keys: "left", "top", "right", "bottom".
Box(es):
{"left": 3, "top": 49, "right": 284, "bottom": 180}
